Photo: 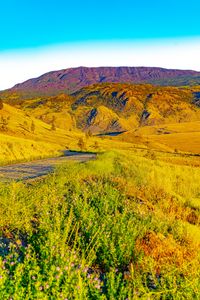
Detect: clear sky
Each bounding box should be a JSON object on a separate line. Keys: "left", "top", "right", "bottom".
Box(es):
{"left": 1, "top": 0, "right": 200, "bottom": 89}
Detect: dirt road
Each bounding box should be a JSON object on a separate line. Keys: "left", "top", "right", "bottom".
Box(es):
{"left": 0, "top": 151, "right": 96, "bottom": 181}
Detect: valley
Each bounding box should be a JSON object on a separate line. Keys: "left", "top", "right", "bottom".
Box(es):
{"left": 0, "top": 67, "right": 200, "bottom": 299}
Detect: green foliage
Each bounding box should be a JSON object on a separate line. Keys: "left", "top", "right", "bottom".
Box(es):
{"left": 0, "top": 151, "right": 199, "bottom": 298}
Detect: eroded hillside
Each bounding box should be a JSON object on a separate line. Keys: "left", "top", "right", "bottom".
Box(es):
{"left": 1, "top": 82, "right": 200, "bottom": 160}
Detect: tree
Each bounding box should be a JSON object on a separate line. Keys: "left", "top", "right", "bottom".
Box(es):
{"left": 0, "top": 99, "right": 3, "bottom": 110}
{"left": 0, "top": 116, "right": 9, "bottom": 131}
{"left": 93, "top": 141, "right": 99, "bottom": 150}
{"left": 51, "top": 116, "right": 56, "bottom": 131}
{"left": 78, "top": 138, "right": 85, "bottom": 151}
{"left": 85, "top": 129, "right": 92, "bottom": 139}
{"left": 31, "top": 121, "right": 35, "bottom": 133}
{"left": 51, "top": 121, "right": 56, "bottom": 131}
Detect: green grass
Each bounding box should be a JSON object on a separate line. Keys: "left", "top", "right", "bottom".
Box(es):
{"left": 0, "top": 151, "right": 200, "bottom": 299}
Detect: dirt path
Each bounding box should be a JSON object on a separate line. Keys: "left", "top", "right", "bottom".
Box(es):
{"left": 0, "top": 151, "right": 96, "bottom": 181}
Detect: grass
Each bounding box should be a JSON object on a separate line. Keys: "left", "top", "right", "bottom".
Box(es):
{"left": 0, "top": 103, "right": 86, "bottom": 165}
{"left": 0, "top": 151, "right": 199, "bottom": 299}
{"left": 0, "top": 88, "right": 200, "bottom": 298}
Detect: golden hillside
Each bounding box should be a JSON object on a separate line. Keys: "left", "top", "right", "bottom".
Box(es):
{"left": 0, "top": 82, "right": 200, "bottom": 163}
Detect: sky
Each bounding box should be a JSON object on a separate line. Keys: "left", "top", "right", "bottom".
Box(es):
{"left": 0, "top": 0, "right": 200, "bottom": 90}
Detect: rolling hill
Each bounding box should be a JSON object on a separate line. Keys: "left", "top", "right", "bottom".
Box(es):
{"left": 9, "top": 82, "right": 199, "bottom": 134}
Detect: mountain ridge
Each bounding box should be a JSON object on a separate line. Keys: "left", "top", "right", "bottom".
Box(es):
{"left": 4, "top": 66, "right": 200, "bottom": 97}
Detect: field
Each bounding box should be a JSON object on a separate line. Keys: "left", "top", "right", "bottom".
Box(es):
{"left": 0, "top": 149, "right": 200, "bottom": 299}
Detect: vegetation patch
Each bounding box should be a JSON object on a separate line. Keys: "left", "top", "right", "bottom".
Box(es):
{"left": 0, "top": 151, "right": 199, "bottom": 299}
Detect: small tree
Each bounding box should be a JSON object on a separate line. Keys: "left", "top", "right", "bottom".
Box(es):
{"left": 51, "top": 121, "right": 56, "bottom": 131}
{"left": 0, "top": 99, "right": 3, "bottom": 110}
{"left": 85, "top": 129, "right": 92, "bottom": 139}
{"left": 51, "top": 116, "right": 56, "bottom": 131}
{"left": 93, "top": 141, "right": 99, "bottom": 150}
{"left": 0, "top": 116, "right": 9, "bottom": 131}
{"left": 145, "top": 149, "right": 156, "bottom": 160}
{"left": 78, "top": 138, "right": 85, "bottom": 151}
{"left": 174, "top": 148, "right": 178, "bottom": 154}
{"left": 31, "top": 121, "right": 35, "bottom": 133}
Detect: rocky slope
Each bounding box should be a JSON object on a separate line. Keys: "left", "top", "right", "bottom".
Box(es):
{"left": 9, "top": 83, "right": 200, "bottom": 134}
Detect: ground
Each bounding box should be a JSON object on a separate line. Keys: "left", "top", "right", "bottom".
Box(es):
{"left": 0, "top": 84, "right": 200, "bottom": 298}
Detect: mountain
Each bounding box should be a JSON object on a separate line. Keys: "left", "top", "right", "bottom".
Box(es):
{"left": 4, "top": 66, "right": 200, "bottom": 97}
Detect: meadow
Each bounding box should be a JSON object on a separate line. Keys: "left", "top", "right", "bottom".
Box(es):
{"left": 0, "top": 150, "right": 199, "bottom": 299}
{"left": 0, "top": 82, "right": 200, "bottom": 298}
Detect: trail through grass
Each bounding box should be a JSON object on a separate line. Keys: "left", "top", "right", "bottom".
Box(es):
{"left": 0, "top": 151, "right": 199, "bottom": 299}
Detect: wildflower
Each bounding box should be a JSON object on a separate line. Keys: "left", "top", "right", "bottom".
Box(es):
{"left": 56, "top": 266, "right": 60, "bottom": 271}
{"left": 10, "top": 262, "right": 15, "bottom": 266}
{"left": 39, "top": 286, "right": 43, "bottom": 291}
{"left": 0, "top": 275, "right": 3, "bottom": 279}
{"left": 45, "top": 284, "right": 50, "bottom": 289}
{"left": 95, "top": 284, "right": 101, "bottom": 289}
{"left": 32, "top": 276, "right": 36, "bottom": 280}
{"left": 16, "top": 239, "right": 21, "bottom": 246}
{"left": 83, "top": 267, "right": 88, "bottom": 273}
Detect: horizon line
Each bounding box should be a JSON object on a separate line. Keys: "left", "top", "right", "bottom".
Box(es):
{"left": 1, "top": 38, "right": 200, "bottom": 90}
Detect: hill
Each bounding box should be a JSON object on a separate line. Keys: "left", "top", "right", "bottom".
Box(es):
{"left": 10, "top": 82, "right": 199, "bottom": 133}
{"left": 0, "top": 102, "right": 84, "bottom": 164}
{"left": 1, "top": 82, "right": 200, "bottom": 157}
{"left": 2, "top": 66, "right": 200, "bottom": 97}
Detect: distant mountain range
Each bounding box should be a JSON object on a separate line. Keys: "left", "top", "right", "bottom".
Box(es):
{"left": 5, "top": 66, "right": 200, "bottom": 97}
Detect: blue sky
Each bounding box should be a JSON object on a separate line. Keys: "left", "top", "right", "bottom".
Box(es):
{"left": 1, "top": 0, "right": 200, "bottom": 50}
{"left": 0, "top": 0, "right": 200, "bottom": 89}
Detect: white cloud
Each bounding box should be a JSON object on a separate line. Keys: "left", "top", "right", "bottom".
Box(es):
{"left": 0, "top": 37, "right": 200, "bottom": 90}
